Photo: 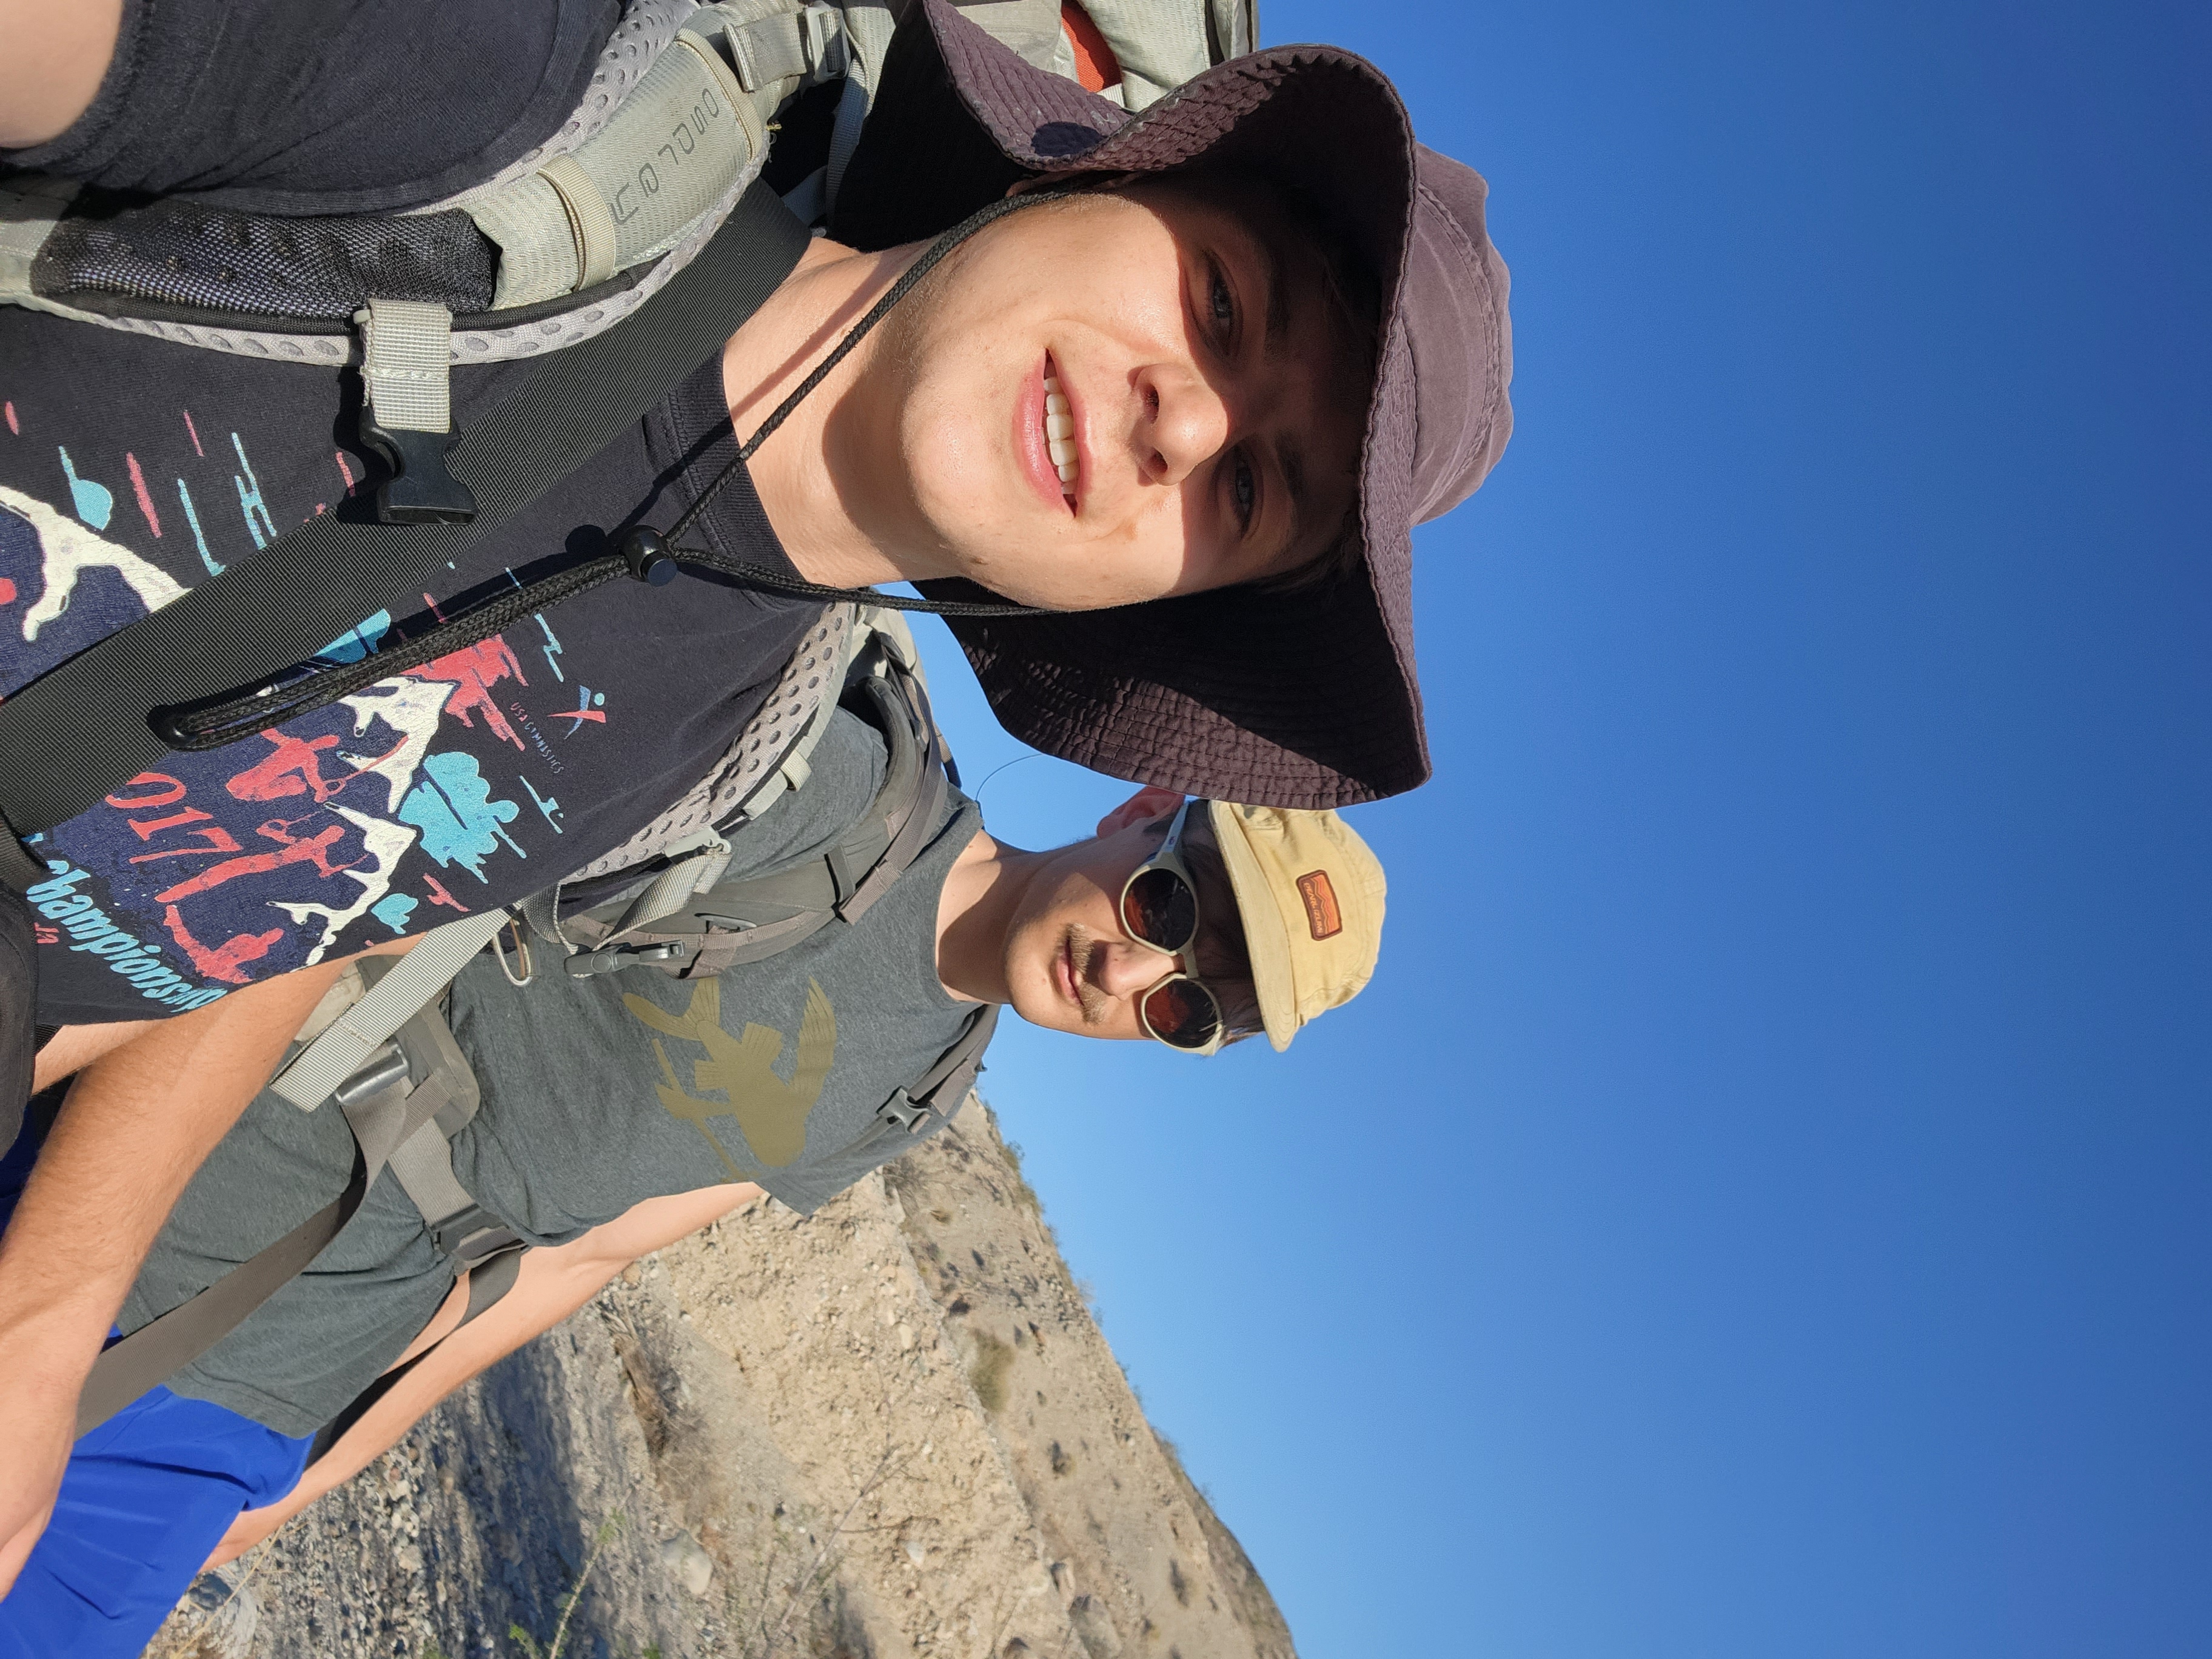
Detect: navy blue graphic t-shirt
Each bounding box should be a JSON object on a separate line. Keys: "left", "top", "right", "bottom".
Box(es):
{"left": 1, "top": 324, "right": 816, "bottom": 1025}
{"left": 0, "top": 4, "right": 818, "bottom": 1022}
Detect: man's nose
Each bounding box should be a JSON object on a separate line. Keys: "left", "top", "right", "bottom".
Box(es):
{"left": 1094, "top": 937, "right": 1175, "bottom": 999}
{"left": 1135, "top": 365, "right": 1230, "bottom": 488}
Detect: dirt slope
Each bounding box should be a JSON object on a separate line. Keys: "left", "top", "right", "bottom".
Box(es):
{"left": 147, "top": 1097, "right": 1296, "bottom": 1659}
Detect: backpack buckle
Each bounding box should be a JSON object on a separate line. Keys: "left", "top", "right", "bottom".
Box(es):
{"left": 876, "top": 1089, "right": 935, "bottom": 1135}
{"left": 360, "top": 418, "right": 477, "bottom": 525}
{"left": 565, "top": 940, "right": 686, "bottom": 977}
{"left": 355, "top": 298, "right": 476, "bottom": 525}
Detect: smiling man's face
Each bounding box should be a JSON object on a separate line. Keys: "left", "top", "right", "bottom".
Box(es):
{"left": 840, "top": 175, "right": 1373, "bottom": 611}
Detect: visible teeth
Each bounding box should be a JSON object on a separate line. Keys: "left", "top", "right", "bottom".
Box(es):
{"left": 1043, "top": 370, "right": 1075, "bottom": 487}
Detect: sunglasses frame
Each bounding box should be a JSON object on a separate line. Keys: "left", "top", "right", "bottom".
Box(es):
{"left": 1116, "top": 798, "right": 1228, "bottom": 1057}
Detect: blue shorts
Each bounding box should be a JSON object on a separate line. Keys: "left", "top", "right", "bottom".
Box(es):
{"left": 0, "top": 1086, "right": 314, "bottom": 1659}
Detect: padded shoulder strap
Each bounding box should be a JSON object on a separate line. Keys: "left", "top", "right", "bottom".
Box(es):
{"left": 557, "top": 634, "right": 951, "bottom": 978}
{"left": 0, "top": 181, "right": 809, "bottom": 893}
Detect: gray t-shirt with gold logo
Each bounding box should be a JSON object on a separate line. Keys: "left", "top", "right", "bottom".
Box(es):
{"left": 121, "top": 709, "right": 984, "bottom": 1433}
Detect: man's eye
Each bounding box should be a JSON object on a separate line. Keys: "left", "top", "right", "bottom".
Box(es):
{"left": 1232, "top": 452, "right": 1256, "bottom": 529}
{"left": 1209, "top": 267, "right": 1235, "bottom": 333}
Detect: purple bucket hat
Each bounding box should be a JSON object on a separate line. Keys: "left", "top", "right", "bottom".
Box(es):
{"left": 833, "top": 0, "right": 1513, "bottom": 809}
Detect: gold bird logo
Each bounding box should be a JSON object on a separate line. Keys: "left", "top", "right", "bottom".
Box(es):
{"left": 622, "top": 976, "right": 838, "bottom": 1173}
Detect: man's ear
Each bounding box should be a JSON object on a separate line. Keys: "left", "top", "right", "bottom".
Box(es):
{"left": 1095, "top": 785, "right": 1185, "bottom": 839}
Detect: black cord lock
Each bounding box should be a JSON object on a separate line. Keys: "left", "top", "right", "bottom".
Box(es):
{"left": 620, "top": 527, "right": 680, "bottom": 586}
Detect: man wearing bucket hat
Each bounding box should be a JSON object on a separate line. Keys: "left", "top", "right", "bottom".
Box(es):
{"left": 0, "top": 715, "right": 1384, "bottom": 1648}
{"left": 0, "top": 0, "right": 1504, "bottom": 1601}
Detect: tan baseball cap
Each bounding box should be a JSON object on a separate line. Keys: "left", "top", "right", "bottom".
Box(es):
{"left": 1205, "top": 802, "right": 1387, "bottom": 1053}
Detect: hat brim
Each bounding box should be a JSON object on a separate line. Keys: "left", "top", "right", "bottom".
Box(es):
{"left": 833, "top": 0, "right": 1429, "bottom": 810}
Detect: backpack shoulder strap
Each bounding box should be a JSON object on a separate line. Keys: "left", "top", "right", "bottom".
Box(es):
{"left": 548, "top": 609, "right": 954, "bottom": 980}
{"left": 71, "top": 951, "right": 489, "bottom": 1433}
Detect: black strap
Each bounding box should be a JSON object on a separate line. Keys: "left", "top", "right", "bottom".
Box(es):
{"left": 0, "top": 181, "right": 811, "bottom": 866}
{"left": 302, "top": 1233, "right": 522, "bottom": 1469}
{"left": 559, "top": 644, "right": 951, "bottom": 977}
{"left": 878, "top": 1002, "right": 999, "bottom": 1133}
{"left": 0, "top": 888, "right": 33, "bottom": 1151}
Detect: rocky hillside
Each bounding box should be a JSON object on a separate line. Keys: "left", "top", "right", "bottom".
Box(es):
{"left": 148, "top": 1098, "right": 1296, "bottom": 1659}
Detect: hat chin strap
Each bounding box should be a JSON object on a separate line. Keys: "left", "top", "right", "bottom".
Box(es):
{"left": 647, "top": 186, "right": 1087, "bottom": 620}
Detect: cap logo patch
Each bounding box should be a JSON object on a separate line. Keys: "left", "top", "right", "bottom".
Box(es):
{"left": 1296, "top": 871, "right": 1342, "bottom": 940}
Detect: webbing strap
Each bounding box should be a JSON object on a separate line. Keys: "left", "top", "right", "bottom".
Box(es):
{"left": 602, "top": 834, "right": 734, "bottom": 940}
{"left": 911, "top": 1002, "right": 997, "bottom": 1110}
{"left": 357, "top": 299, "right": 456, "bottom": 434}
{"left": 459, "top": 1245, "right": 526, "bottom": 1322}
{"left": 75, "top": 1062, "right": 462, "bottom": 1435}
{"left": 719, "top": 2, "right": 848, "bottom": 90}
{"left": 834, "top": 662, "right": 951, "bottom": 926}
{"left": 386, "top": 1119, "right": 487, "bottom": 1232}
{"left": 0, "top": 180, "right": 808, "bottom": 859}
{"left": 270, "top": 910, "right": 510, "bottom": 1110}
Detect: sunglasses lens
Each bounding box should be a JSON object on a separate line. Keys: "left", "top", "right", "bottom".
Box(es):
{"left": 1121, "top": 866, "right": 1197, "bottom": 954}
{"left": 1141, "top": 976, "right": 1222, "bottom": 1051}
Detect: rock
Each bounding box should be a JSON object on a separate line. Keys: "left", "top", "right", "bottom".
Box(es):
{"left": 659, "top": 1532, "right": 714, "bottom": 1598}
{"left": 143, "top": 1567, "right": 258, "bottom": 1659}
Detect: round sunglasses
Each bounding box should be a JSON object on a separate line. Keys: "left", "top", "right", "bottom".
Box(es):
{"left": 1115, "top": 799, "right": 1228, "bottom": 1056}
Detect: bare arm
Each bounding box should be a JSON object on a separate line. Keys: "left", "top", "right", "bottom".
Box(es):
{"left": 0, "top": 942, "right": 408, "bottom": 1594}
{"left": 0, "top": 0, "right": 124, "bottom": 149}
{"left": 207, "top": 1182, "right": 766, "bottom": 1563}
{"left": 30, "top": 1020, "right": 156, "bottom": 1095}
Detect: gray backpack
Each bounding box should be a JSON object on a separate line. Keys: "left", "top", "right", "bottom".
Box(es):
{"left": 72, "top": 603, "right": 997, "bottom": 1436}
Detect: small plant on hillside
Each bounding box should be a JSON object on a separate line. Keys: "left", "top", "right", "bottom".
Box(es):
{"left": 968, "top": 1329, "right": 1016, "bottom": 1413}
{"left": 508, "top": 1514, "right": 625, "bottom": 1659}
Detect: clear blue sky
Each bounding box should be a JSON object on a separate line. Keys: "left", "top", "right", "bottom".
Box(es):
{"left": 907, "top": 3, "right": 2211, "bottom": 1654}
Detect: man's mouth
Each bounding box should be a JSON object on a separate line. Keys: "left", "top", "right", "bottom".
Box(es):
{"left": 1056, "top": 932, "right": 1081, "bottom": 1006}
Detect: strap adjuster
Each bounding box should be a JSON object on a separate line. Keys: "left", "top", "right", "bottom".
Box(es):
{"left": 329, "top": 1041, "right": 411, "bottom": 1108}
{"left": 720, "top": 4, "right": 847, "bottom": 92}
{"left": 796, "top": 4, "right": 849, "bottom": 80}
{"left": 431, "top": 1201, "right": 517, "bottom": 1261}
